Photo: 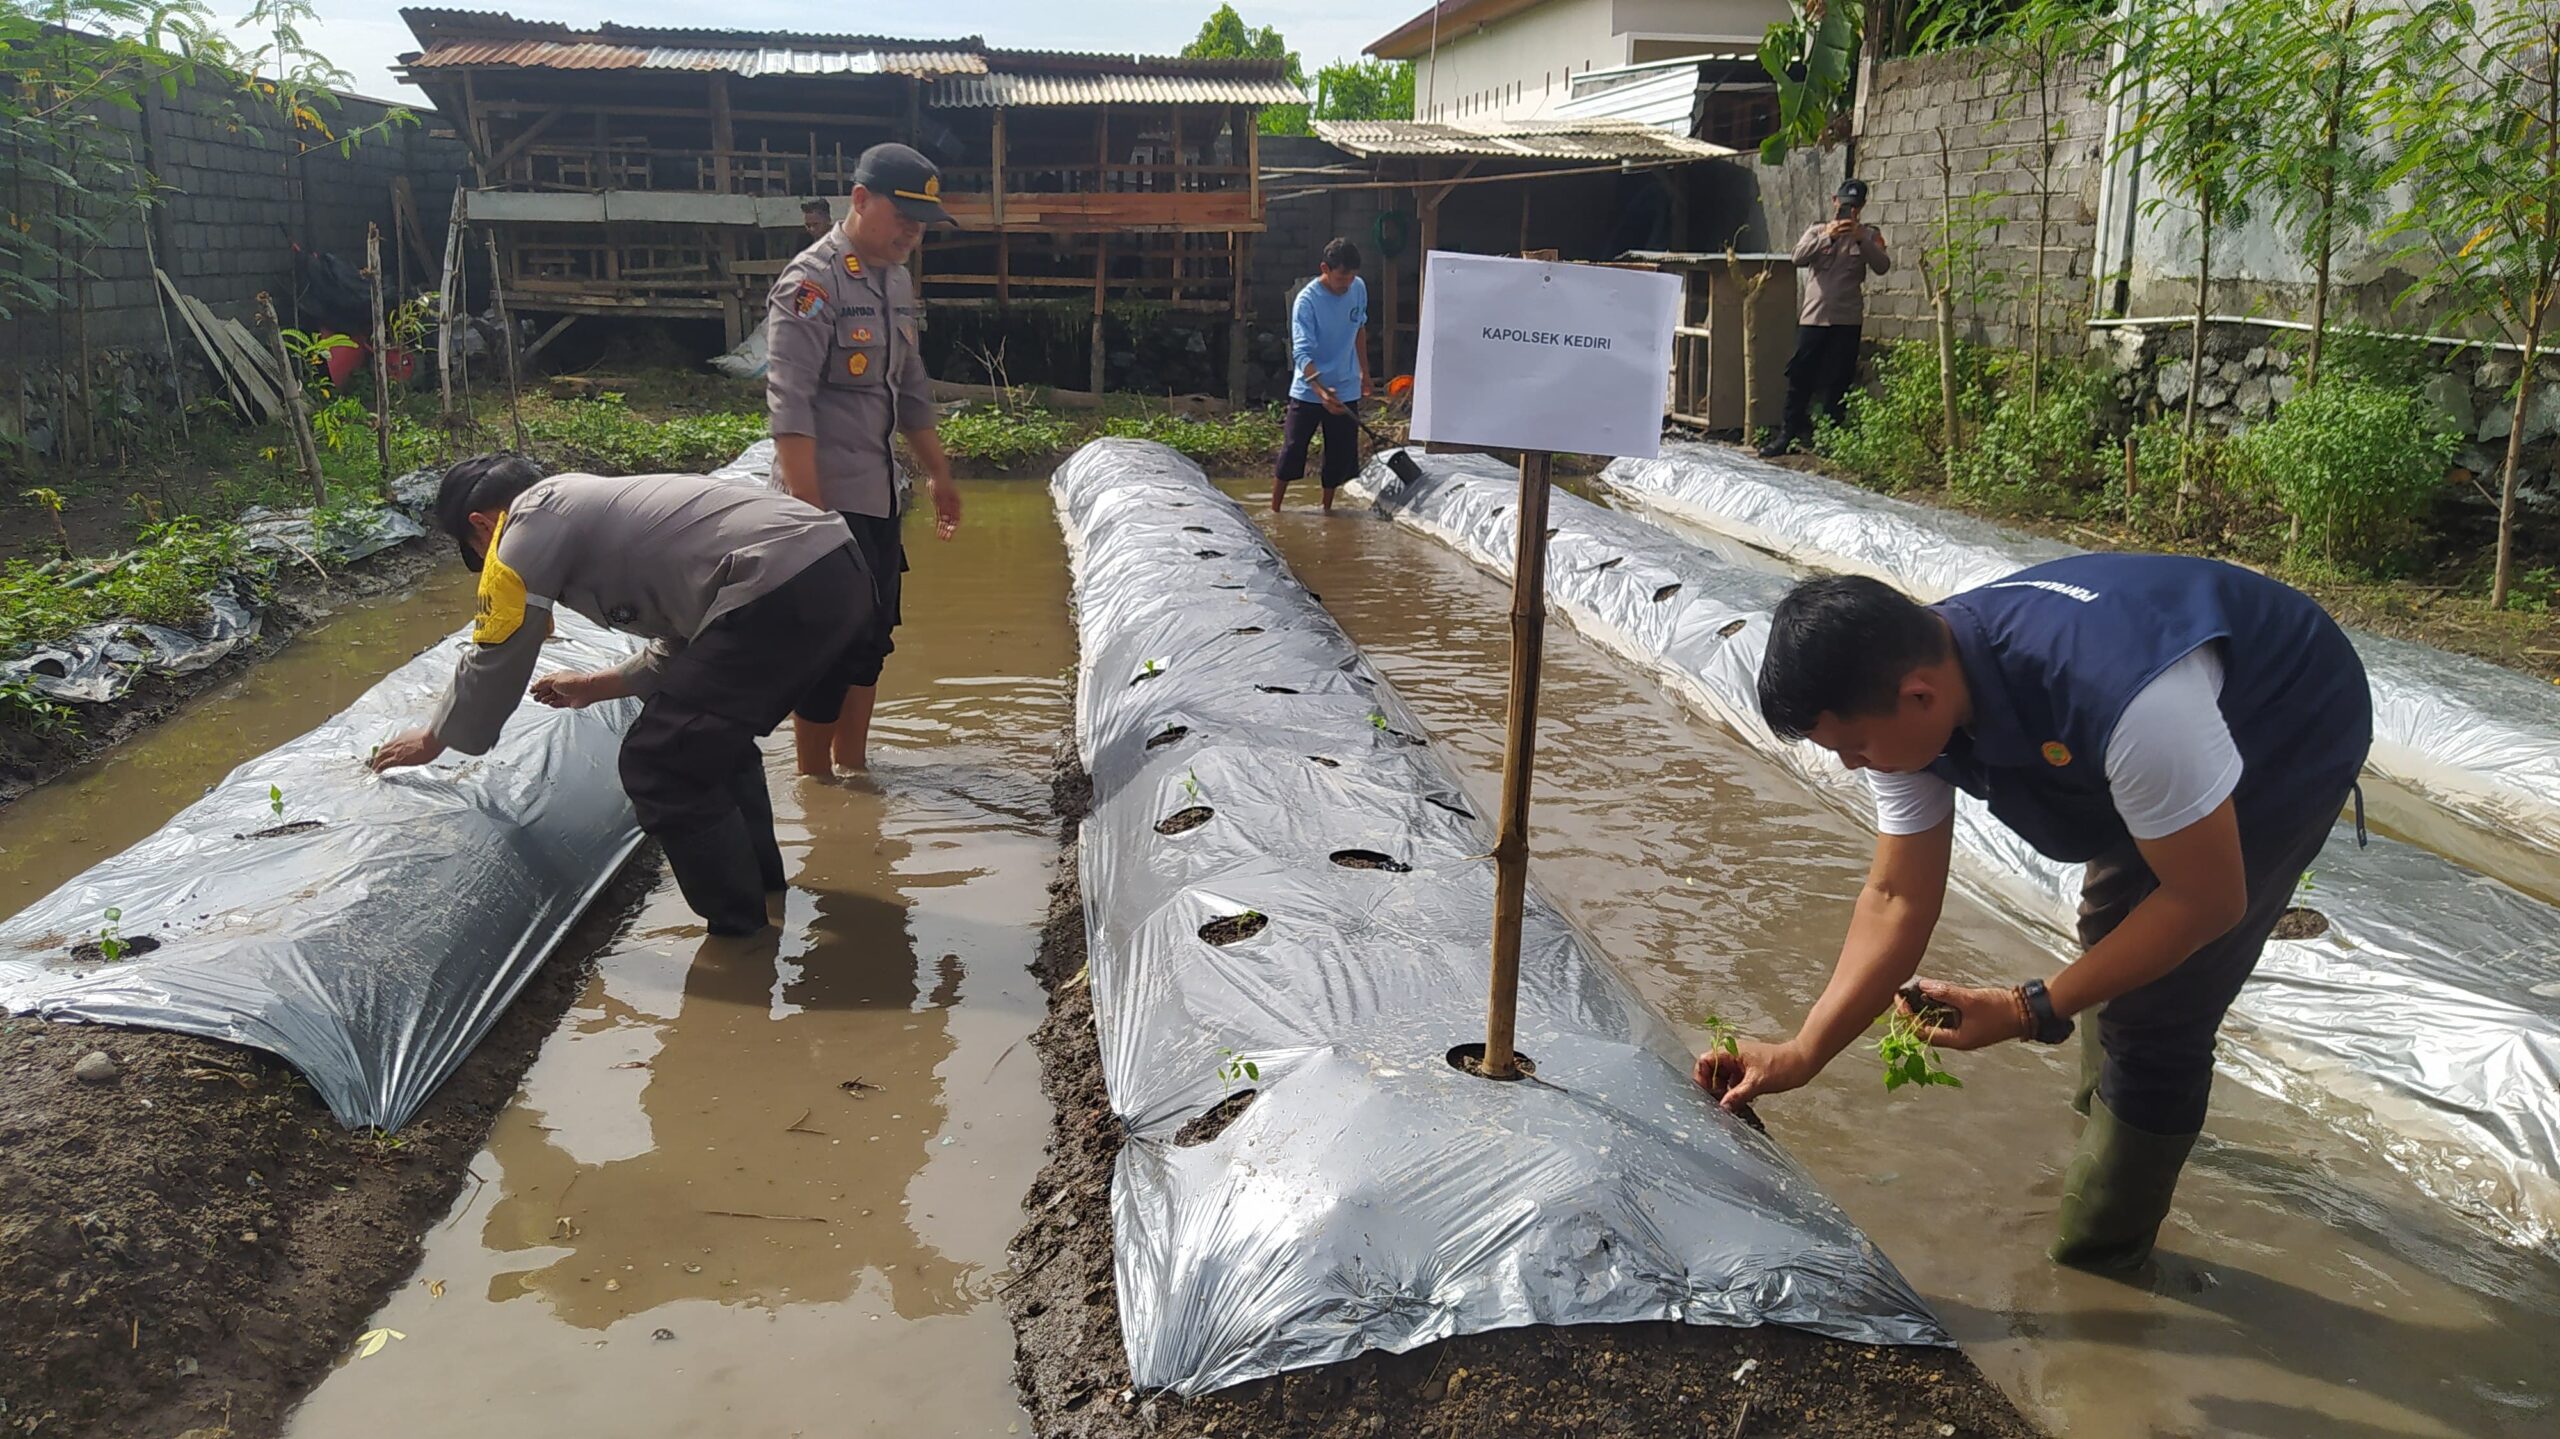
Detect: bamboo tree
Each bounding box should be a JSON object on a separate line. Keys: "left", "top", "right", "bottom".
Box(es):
{"left": 2380, "top": 0, "right": 2560, "bottom": 609}
{"left": 2112, "top": 0, "right": 2274, "bottom": 501}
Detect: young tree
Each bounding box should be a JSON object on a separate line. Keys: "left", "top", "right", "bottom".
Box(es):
{"left": 1967, "top": 0, "right": 2101, "bottom": 418}
{"left": 1312, "top": 58, "right": 1414, "bottom": 122}
{"left": 1185, "top": 5, "right": 1309, "bottom": 135}
{"left": 2113, "top": 0, "right": 2275, "bottom": 495}
{"left": 2257, "top": 0, "right": 2404, "bottom": 388}
{"left": 2381, "top": 0, "right": 2560, "bottom": 609}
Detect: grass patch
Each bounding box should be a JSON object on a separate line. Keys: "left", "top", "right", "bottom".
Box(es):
{"left": 1099, "top": 409, "right": 1284, "bottom": 469}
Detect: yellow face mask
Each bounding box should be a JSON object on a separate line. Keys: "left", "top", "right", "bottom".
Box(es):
{"left": 473, "top": 511, "right": 530, "bottom": 645}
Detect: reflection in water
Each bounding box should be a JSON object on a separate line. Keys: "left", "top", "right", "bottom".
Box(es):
{"left": 1257, "top": 493, "right": 2560, "bottom": 1439}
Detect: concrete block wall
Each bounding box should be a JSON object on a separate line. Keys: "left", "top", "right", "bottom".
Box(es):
{"left": 1, "top": 68, "right": 464, "bottom": 366}
{"left": 1847, "top": 48, "right": 2109, "bottom": 352}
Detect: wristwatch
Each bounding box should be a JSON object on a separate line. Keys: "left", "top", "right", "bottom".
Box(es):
{"left": 2016, "top": 978, "right": 2075, "bottom": 1045}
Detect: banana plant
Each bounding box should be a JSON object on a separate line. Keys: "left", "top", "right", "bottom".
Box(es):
{"left": 1757, "top": 0, "right": 1865, "bottom": 164}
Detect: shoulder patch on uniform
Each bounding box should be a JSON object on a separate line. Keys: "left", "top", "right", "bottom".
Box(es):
{"left": 790, "top": 279, "right": 828, "bottom": 318}
{"left": 2041, "top": 740, "right": 2073, "bottom": 767}
{"left": 473, "top": 512, "right": 530, "bottom": 645}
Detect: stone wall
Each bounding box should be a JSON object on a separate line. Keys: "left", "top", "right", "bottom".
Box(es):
{"left": 1844, "top": 47, "right": 2110, "bottom": 352}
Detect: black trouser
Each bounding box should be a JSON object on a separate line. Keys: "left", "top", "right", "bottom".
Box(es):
{"left": 618, "top": 545, "right": 871, "bottom": 838}
{"left": 2072, "top": 771, "right": 2359, "bottom": 1135}
{"left": 836, "top": 509, "right": 906, "bottom": 689}
{"left": 1779, "top": 324, "right": 1863, "bottom": 442}
{"left": 1277, "top": 397, "right": 1361, "bottom": 491}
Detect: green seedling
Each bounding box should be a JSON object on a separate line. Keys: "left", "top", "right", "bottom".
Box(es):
{"left": 1700, "top": 1013, "right": 1741, "bottom": 1057}
{"left": 2296, "top": 869, "right": 2317, "bottom": 895}
{"left": 1142, "top": 659, "right": 1162, "bottom": 676}
{"left": 1182, "top": 769, "right": 1202, "bottom": 800}
{"left": 1369, "top": 711, "right": 1389, "bottom": 732}
{"left": 1874, "top": 1005, "right": 1962, "bottom": 1092}
{"left": 268, "top": 784, "right": 285, "bottom": 818}
{"left": 1217, "top": 1048, "right": 1261, "bottom": 1084}
{"left": 97, "top": 907, "right": 127, "bottom": 963}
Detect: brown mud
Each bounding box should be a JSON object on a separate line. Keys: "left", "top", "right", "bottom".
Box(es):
{"left": 0, "top": 537, "right": 444, "bottom": 815}
{"left": 1004, "top": 760, "right": 2042, "bottom": 1439}
{"left": 0, "top": 853, "right": 659, "bottom": 1439}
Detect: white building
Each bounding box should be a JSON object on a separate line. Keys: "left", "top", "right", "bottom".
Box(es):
{"left": 1368, "top": 0, "right": 1785, "bottom": 125}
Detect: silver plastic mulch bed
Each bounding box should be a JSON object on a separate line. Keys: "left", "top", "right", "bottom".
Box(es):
{"left": 0, "top": 612, "right": 645, "bottom": 1130}
{"left": 1055, "top": 438, "right": 1949, "bottom": 1396}
{"left": 1350, "top": 451, "right": 2560, "bottom": 1253}
{"left": 1601, "top": 442, "right": 2560, "bottom": 888}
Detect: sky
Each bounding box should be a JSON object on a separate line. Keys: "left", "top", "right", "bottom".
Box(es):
{"left": 291, "top": 1, "right": 1400, "bottom": 104}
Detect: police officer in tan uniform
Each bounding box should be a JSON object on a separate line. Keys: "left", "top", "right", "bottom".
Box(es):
{"left": 765, "top": 142, "right": 963, "bottom": 778}
{"left": 370, "top": 454, "right": 871, "bottom": 937}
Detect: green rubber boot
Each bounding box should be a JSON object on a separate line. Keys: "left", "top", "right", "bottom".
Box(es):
{"left": 2050, "top": 1097, "right": 2199, "bottom": 1274}
{"left": 2072, "top": 1024, "right": 2104, "bottom": 1117}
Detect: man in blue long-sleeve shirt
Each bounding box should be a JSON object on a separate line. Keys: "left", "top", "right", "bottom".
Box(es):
{"left": 1273, "top": 237, "right": 1369, "bottom": 514}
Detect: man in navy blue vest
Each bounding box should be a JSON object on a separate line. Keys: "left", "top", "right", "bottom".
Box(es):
{"left": 1700, "top": 554, "right": 2370, "bottom": 1272}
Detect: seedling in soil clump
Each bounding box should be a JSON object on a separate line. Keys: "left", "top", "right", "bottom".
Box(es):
{"left": 1369, "top": 711, "right": 1389, "bottom": 732}
{"left": 96, "top": 908, "right": 126, "bottom": 964}
{"left": 1330, "top": 849, "right": 1412, "bottom": 873}
{"left": 269, "top": 784, "right": 286, "bottom": 818}
{"left": 1198, "top": 909, "right": 1267, "bottom": 946}
{"left": 1874, "top": 1004, "right": 1962, "bottom": 1092}
{"left": 1156, "top": 805, "right": 1214, "bottom": 836}
{"left": 2274, "top": 906, "right": 2330, "bottom": 940}
{"left": 1131, "top": 658, "right": 1166, "bottom": 686}
{"left": 1216, "top": 1048, "right": 1261, "bottom": 1083}
{"left": 1175, "top": 1089, "right": 1256, "bottom": 1146}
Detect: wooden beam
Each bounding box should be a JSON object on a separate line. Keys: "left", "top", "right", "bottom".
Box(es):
{"left": 1482, "top": 450, "right": 1556, "bottom": 1080}
{"left": 708, "top": 75, "right": 733, "bottom": 194}
{"left": 485, "top": 106, "right": 565, "bottom": 177}
{"left": 458, "top": 72, "right": 494, "bottom": 182}
{"left": 991, "top": 107, "right": 1007, "bottom": 230}
{"left": 1247, "top": 109, "right": 1261, "bottom": 218}
{"left": 1090, "top": 233, "right": 1108, "bottom": 395}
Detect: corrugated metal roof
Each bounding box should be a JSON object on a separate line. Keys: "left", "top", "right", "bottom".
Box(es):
{"left": 1312, "top": 119, "right": 1734, "bottom": 162}
{"left": 1553, "top": 66, "right": 1702, "bottom": 131}
{"left": 932, "top": 71, "right": 1306, "bottom": 108}
{"left": 405, "top": 38, "right": 984, "bottom": 75}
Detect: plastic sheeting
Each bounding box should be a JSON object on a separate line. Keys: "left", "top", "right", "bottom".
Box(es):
{"left": 1054, "top": 437, "right": 1950, "bottom": 1397}
{"left": 0, "top": 611, "right": 646, "bottom": 1131}
{"left": 1350, "top": 452, "right": 2560, "bottom": 1252}
{"left": 1600, "top": 443, "right": 2560, "bottom": 882}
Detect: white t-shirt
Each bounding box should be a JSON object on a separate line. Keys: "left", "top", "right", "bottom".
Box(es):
{"left": 1869, "top": 645, "right": 2242, "bottom": 841}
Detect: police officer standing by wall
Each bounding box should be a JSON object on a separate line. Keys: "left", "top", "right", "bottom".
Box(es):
{"left": 370, "top": 454, "right": 871, "bottom": 937}
{"left": 766, "top": 142, "right": 964, "bottom": 777}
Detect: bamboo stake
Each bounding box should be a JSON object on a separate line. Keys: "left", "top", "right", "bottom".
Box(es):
{"left": 367, "top": 223, "right": 393, "bottom": 491}
{"left": 484, "top": 230, "right": 527, "bottom": 451}
{"left": 1482, "top": 450, "right": 1555, "bottom": 1080}
{"left": 437, "top": 188, "right": 466, "bottom": 442}
{"left": 254, "top": 292, "right": 326, "bottom": 509}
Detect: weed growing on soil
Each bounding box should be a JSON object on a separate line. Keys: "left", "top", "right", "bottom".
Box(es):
{"left": 96, "top": 908, "right": 127, "bottom": 964}
{"left": 1100, "top": 409, "right": 1285, "bottom": 469}
{"left": 937, "top": 406, "right": 1080, "bottom": 468}
{"left": 0, "top": 676, "right": 75, "bottom": 735}
{"left": 520, "top": 394, "right": 767, "bottom": 475}
{"left": 20, "top": 488, "right": 71, "bottom": 557}
{"left": 1874, "top": 1007, "right": 1962, "bottom": 1091}
{"left": 1217, "top": 1048, "right": 1261, "bottom": 1083}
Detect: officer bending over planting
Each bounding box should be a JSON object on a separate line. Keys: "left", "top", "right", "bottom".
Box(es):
{"left": 1702, "top": 554, "right": 2371, "bottom": 1273}
{"left": 371, "top": 454, "right": 875, "bottom": 937}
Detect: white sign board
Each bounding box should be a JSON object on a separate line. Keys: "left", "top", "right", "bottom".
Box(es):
{"left": 1409, "top": 251, "right": 1681, "bottom": 459}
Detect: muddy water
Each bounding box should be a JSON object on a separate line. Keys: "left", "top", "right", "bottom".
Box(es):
{"left": 1256, "top": 495, "right": 2560, "bottom": 1439}
{"left": 263, "top": 480, "right": 1065, "bottom": 1438}
{"left": 0, "top": 564, "right": 479, "bottom": 897}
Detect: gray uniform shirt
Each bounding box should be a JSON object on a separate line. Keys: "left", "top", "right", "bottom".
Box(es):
{"left": 428, "top": 473, "right": 852, "bottom": 754}
{"left": 765, "top": 226, "right": 934, "bottom": 518}
{"left": 1792, "top": 222, "right": 1891, "bottom": 326}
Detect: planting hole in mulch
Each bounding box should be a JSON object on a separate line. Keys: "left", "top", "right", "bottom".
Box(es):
{"left": 1718, "top": 619, "right": 1747, "bottom": 639}
{"left": 1182, "top": 525, "right": 1213, "bottom": 534}
{"left": 69, "top": 934, "right": 162, "bottom": 965}
{"left": 1331, "top": 849, "right": 1412, "bottom": 873}
{"left": 1231, "top": 625, "right": 1264, "bottom": 636}
{"left": 1653, "top": 584, "right": 1682, "bottom": 603}
{"left": 235, "top": 820, "right": 324, "bottom": 840}
{"left": 1210, "top": 583, "right": 1245, "bottom": 591}
{"left": 1256, "top": 684, "right": 1299, "bottom": 695}
{"left": 1130, "top": 666, "right": 1166, "bottom": 687}
{"left": 1173, "top": 1090, "right": 1256, "bottom": 1146}
{"left": 1545, "top": 527, "right": 1559, "bottom": 540}
{"left": 1198, "top": 910, "right": 1269, "bottom": 946}
{"left": 1380, "top": 728, "right": 1424, "bottom": 747}
{"left": 1155, "top": 806, "right": 1215, "bottom": 836}
{"left": 1195, "top": 550, "right": 1227, "bottom": 559}
{"left": 2275, "top": 906, "right": 2331, "bottom": 940}
{"left": 1446, "top": 1043, "right": 1538, "bottom": 1081}
{"left": 1426, "top": 795, "right": 1474, "bottom": 819}
{"left": 1591, "top": 557, "right": 1624, "bottom": 572}
{"left": 1145, "top": 726, "right": 1189, "bottom": 751}
{"left": 1306, "top": 755, "right": 1340, "bottom": 768}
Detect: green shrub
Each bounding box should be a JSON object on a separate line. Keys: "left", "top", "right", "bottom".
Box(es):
{"left": 0, "top": 516, "right": 253, "bottom": 657}
{"left": 2111, "top": 418, "right": 2271, "bottom": 551}
{"left": 2235, "top": 376, "right": 2458, "bottom": 572}
{"left": 1949, "top": 359, "right": 2116, "bottom": 509}
{"left": 1100, "top": 409, "right": 1284, "bottom": 470}
{"left": 936, "top": 407, "right": 1082, "bottom": 468}
{"left": 523, "top": 396, "right": 767, "bottom": 475}
{"left": 1818, "top": 340, "right": 1993, "bottom": 491}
